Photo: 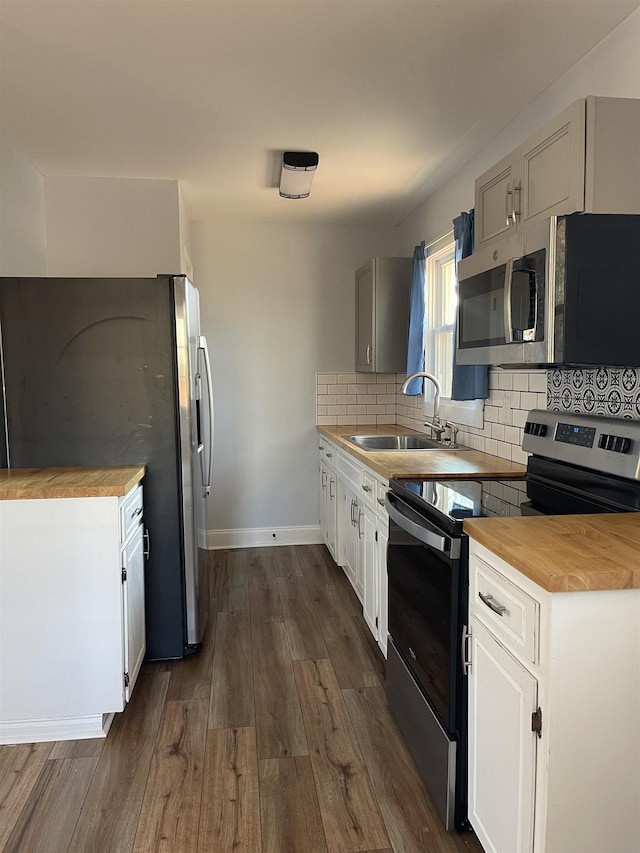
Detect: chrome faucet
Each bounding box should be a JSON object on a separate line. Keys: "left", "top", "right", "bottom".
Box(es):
{"left": 400, "top": 371, "right": 445, "bottom": 440}
{"left": 400, "top": 371, "right": 459, "bottom": 446}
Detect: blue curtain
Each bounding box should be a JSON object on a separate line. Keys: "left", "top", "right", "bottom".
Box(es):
{"left": 451, "top": 211, "right": 489, "bottom": 400}
{"left": 404, "top": 241, "right": 426, "bottom": 395}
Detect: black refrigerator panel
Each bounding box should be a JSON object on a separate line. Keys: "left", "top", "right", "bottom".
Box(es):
{"left": 0, "top": 276, "right": 186, "bottom": 659}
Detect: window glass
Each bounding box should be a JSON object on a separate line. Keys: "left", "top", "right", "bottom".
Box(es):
{"left": 426, "top": 244, "right": 456, "bottom": 398}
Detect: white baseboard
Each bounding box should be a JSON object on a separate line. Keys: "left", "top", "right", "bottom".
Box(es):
{"left": 0, "top": 712, "right": 114, "bottom": 744}
{"left": 207, "top": 525, "right": 323, "bottom": 550}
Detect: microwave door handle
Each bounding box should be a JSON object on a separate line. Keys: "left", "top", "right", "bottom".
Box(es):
{"left": 503, "top": 258, "right": 515, "bottom": 343}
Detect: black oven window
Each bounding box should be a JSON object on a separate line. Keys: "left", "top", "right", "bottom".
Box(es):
{"left": 387, "top": 535, "right": 455, "bottom": 729}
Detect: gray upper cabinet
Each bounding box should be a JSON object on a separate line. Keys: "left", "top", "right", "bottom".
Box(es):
{"left": 355, "top": 257, "right": 411, "bottom": 373}
{"left": 475, "top": 96, "right": 640, "bottom": 250}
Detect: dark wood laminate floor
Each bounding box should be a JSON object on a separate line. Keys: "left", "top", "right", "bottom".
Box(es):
{"left": 0, "top": 545, "right": 483, "bottom": 853}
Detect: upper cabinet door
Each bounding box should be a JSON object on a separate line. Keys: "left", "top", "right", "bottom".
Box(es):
{"left": 356, "top": 261, "right": 375, "bottom": 372}
{"left": 519, "top": 99, "right": 586, "bottom": 227}
{"left": 355, "top": 257, "right": 411, "bottom": 374}
{"left": 474, "top": 99, "right": 586, "bottom": 251}
{"left": 475, "top": 154, "right": 517, "bottom": 247}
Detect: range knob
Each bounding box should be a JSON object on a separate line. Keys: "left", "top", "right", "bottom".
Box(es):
{"left": 524, "top": 421, "right": 548, "bottom": 437}
{"left": 598, "top": 434, "right": 631, "bottom": 454}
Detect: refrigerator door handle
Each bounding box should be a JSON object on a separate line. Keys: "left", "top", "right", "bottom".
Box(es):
{"left": 198, "top": 335, "right": 214, "bottom": 497}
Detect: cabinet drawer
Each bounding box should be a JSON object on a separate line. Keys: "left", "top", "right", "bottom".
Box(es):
{"left": 360, "top": 470, "right": 376, "bottom": 508}
{"left": 120, "top": 484, "right": 143, "bottom": 543}
{"left": 470, "top": 555, "right": 539, "bottom": 664}
{"left": 320, "top": 443, "right": 338, "bottom": 470}
{"left": 337, "top": 450, "right": 361, "bottom": 491}
{"left": 375, "top": 478, "right": 388, "bottom": 517}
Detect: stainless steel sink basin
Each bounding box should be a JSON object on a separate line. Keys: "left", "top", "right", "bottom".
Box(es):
{"left": 343, "top": 434, "right": 469, "bottom": 451}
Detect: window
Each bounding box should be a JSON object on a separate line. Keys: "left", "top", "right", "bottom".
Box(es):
{"left": 423, "top": 238, "right": 484, "bottom": 428}
{"left": 425, "top": 243, "right": 456, "bottom": 398}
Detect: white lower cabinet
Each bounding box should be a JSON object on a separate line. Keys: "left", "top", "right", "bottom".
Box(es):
{"left": 318, "top": 443, "right": 338, "bottom": 560}
{"left": 0, "top": 483, "right": 147, "bottom": 743}
{"left": 467, "top": 538, "right": 640, "bottom": 853}
{"left": 319, "top": 437, "right": 389, "bottom": 657}
{"left": 468, "top": 617, "right": 537, "bottom": 853}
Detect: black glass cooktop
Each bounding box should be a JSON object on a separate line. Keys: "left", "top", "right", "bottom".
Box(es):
{"left": 389, "top": 477, "right": 527, "bottom": 534}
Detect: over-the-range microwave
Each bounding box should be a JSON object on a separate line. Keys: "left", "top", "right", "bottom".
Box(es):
{"left": 456, "top": 213, "right": 640, "bottom": 367}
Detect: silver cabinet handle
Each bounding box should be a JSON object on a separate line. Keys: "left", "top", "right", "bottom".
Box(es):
{"left": 350, "top": 498, "right": 356, "bottom": 525}
{"left": 377, "top": 497, "right": 385, "bottom": 506}
{"left": 461, "top": 624, "right": 471, "bottom": 675}
{"left": 318, "top": 444, "right": 324, "bottom": 451}
{"left": 362, "top": 485, "right": 371, "bottom": 493}
{"left": 131, "top": 506, "right": 143, "bottom": 519}
{"left": 366, "top": 343, "right": 372, "bottom": 365}
{"left": 358, "top": 508, "right": 364, "bottom": 539}
{"left": 505, "top": 181, "right": 513, "bottom": 226}
{"left": 329, "top": 477, "right": 335, "bottom": 500}
{"left": 479, "top": 591, "right": 508, "bottom": 616}
{"left": 321, "top": 470, "right": 327, "bottom": 490}
{"left": 325, "top": 451, "right": 333, "bottom": 459}
{"left": 513, "top": 180, "right": 521, "bottom": 224}
{"left": 143, "top": 528, "right": 151, "bottom": 559}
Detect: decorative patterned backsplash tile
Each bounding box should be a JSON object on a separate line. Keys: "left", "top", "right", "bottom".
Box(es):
{"left": 547, "top": 368, "right": 640, "bottom": 419}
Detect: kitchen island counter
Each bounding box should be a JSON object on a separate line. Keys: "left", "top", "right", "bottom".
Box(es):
{"left": 464, "top": 512, "right": 640, "bottom": 592}
{"left": 0, "top": 466, "right": 146, "bottom": 500}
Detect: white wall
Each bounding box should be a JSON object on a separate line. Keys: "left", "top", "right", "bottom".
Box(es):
{"left": 191, "top": 221, "right": 400, "bottom": 544}
{"left": 397, "top": 7, "right": 640, "bottom": 248}
{"left": 0, "top": 136, "right": 47, "bottom": 276}
{"left": 44, "top": 176, "right": 183, "bottom": 276}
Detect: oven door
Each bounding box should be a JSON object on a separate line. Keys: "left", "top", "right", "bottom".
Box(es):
{"left": 385, "top": 491, "right": 464, "bottom": 734}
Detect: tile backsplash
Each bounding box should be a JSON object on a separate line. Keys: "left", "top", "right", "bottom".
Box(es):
{"left": 547, "top": 367, "right": 640, "bottom": 418}
{"left": 317, "top": 366, "right": 640, "bottom": 463}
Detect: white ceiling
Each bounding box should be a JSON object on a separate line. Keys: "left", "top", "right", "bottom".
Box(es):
{"left": 1, "top": 0, "right": 638, "bottom": 225}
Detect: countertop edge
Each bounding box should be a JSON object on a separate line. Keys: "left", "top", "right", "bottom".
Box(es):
{"left": 0, "top": 466, "right": 146, "bottom": 500}
{"left": 464, "top": 515, "right": 640, "bottom": 593}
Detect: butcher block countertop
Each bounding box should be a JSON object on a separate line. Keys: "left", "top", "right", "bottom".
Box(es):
{"left": 317, "top": 424, "right": 527, "bottom": 480}
{"left": 0, "top": 466, "right": 145, "bottom": 500}
{"left": 464, "top": 513, "right": 640, "bottom": 592}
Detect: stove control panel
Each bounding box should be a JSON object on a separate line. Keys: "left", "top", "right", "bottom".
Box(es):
{"left": 555, "top": 422, "right": 596, "bottom": 448}
{"left": 522, "top": 410, "right": 640, "bottom": 482}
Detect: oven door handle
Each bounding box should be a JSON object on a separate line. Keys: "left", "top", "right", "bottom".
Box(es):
{"left": 384, "top": 493, "right": 453, "bottom": 554}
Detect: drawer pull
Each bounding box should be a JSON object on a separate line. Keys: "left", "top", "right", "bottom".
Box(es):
{"left": 143, "top": 529, "right": 151, "bottom": 559}
{"left": 479, "top": 591, "right": 508, "bottom": 616}
{"left": 377, "top": 497, "right": 385, "bottom": 506}
{"left": 131, "top": 506, "right": 143, "bottom": 519}
{"left": 362, "top": 485, "right": 371, "bottom": 493}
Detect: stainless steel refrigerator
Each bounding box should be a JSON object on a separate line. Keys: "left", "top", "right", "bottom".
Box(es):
{"left": 0, "top": 274, "right": 214, "bottom": 660}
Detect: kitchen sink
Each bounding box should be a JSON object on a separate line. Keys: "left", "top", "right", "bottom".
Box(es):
{"left": 343, "top": 434, "right": 469, "bottom": 451}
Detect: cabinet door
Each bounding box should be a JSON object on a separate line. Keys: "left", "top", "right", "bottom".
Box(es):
{"left": 359, "top": 504, "right": 375, "bottom": 617}
{"left": 355, "top": 262, "right": 375, "bottom": 372}
{"left": 475, "top": 154, "right": 516, "bottom": 248}
{"left": 122, "top": 525, "right": 146, "bottom": 702}
{"left": 375, "top": 519, "right": 388, "bottom": 658}
{"left": 519, "top": 99, "right": 585, "bottom": 227}
{"left": 326, "top": 468, "right": 338, "bottom": 562}
{"left": 468, "top": 616, "right": 537, "bottom": 853}
{"left": 340, "top": 487, "right": 359, "bottom": 591}
{"left": 319, "top": 458, "right": 327, "bottom": 540}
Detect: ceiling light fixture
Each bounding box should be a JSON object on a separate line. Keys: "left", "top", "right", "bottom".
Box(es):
{"left": 279, "top": 151, "right": 319, "bottom": 199}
